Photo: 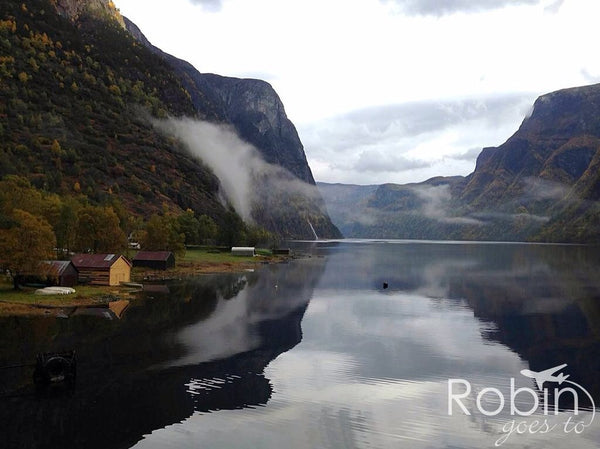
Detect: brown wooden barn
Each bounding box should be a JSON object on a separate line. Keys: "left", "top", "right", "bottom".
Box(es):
{"left": 132, "top": 251, "right": 175, "bottom": 270}
{"left": 71, "top": 254, "right": 131, "bottom": 286}
{"left": 44, "top": 261, "right": 79, "bottom": 287}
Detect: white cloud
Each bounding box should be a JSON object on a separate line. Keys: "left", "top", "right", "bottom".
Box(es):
{"left": 299, "top": 94, "right": 536, "bottom": 184}
{"left": 380, "top": 0, "right": 543, "bottom": 16}
{"left": 187, "top": 0, "right": 223, "bottom": 12}
{"left": 115, "top": 0, "right": 600, "bottom": 184}
{"left": 355, "top": 150, "right": 432, "bottom": 173}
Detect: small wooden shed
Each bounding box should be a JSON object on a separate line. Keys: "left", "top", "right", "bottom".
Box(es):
{"left": 132, "top": 251, "right": 175, "bottom": 270}
{"left": 231, "top": 247, "right": 255, "bottom": 257}
{"left": 44, "top": 261, "right": 79, "bottom": 287}
{"left": 71, "top": 254, "right": 131, "bottom": 286}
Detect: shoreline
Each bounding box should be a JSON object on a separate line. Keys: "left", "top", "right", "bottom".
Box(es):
{"left": 0, "top": 252, "right": 287, "bottom": 317}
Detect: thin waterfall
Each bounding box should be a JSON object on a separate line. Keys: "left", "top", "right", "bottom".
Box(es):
{"left": 307, "top": 220, "right": 318, "bottom": 240}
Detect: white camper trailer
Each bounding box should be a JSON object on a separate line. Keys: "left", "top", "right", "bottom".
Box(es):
{"left": 231, "top": 247, "right": 255, "bottom": 257}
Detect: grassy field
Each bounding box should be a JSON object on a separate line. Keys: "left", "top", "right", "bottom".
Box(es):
{"left": 130, "top": 247, "right": 281, "bottom": 281}
{"left": 180, "top": 248, "right": 266, "bottom": 264}
{"left": 0, "top": 282, "right": 124, "bottom": 306}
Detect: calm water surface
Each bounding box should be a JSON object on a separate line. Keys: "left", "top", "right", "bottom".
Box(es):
{"left": 1, "top": 241, "right": 600, "bottom": 448}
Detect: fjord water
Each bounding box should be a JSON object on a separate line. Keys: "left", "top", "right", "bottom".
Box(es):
{"left": 1, "top": 242, "right": 600, "bottom": 448}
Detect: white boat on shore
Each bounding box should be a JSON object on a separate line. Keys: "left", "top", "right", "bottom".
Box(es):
{"left": 34, "top": 286, "right": 76, "bottom": 295}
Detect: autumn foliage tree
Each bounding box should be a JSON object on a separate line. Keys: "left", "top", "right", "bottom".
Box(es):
{"left": 74, "top": 205, "right": 127, "bottom": 253}
{"left": 141, "top": 213, "right": 185, "bottom": 256}
{"left": 0, "top": 209, "right": 56, "bottom": 289}
{"left": 0, "top": 176, "right": 44, "bottom": 215}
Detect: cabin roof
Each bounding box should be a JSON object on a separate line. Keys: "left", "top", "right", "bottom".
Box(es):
{"left": 44, "top": 260, "right": 77, "bottom": 275}
{"left": 71, "top": 254, "right": 131, "bottom": 269}
{"left": 133, "top": 251, "right": 174, "bottom": 261}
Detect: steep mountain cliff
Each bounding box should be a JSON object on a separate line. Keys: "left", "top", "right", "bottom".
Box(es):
{"left": 189, "top": 73, "right": 317, "bottom": 185}
{"left": 124, "top": 20, "right": 315, "bottom": 184}
{"left": 462, "top": 85, "right": 600, "bottom": 208}
{"left": 321, "top": 84, "right": 600, "bottom": 242}
{"left": 123, "top": 17, "right": 339, "bottom": 238}
{"left": 0, "top": 0, "right": 340, "bottom": 239}
{"left": 123, "top": 18, "right": 338, "bottom": 238}
{"left": 462, "top": 84, "right": 600, "bottom": 242}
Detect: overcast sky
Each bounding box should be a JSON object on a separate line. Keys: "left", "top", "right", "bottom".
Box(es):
{"left": 116, "top": 0, "right": 600, "bottom": 185}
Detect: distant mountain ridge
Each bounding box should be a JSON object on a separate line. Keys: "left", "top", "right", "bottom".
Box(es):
{"left": 320, "top": 83, "right": 600, "bottom": 243}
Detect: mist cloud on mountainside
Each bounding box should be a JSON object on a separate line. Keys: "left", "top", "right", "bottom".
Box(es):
{"left": 523, "top": 177, "right": 570, "bottom": 201}
{"left": 375, "top": 179, "right": 566, "bottom": 228}
{"left": 152, "top": 117, "right": 321, "bottom": 222}
{"left": 411, "top": 185, "right": 484, "bottom": 225}
{"left": 410, "top": 179, "right": 573, "bottom": 226}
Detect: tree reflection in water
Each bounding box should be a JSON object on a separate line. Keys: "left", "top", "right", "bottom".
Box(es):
{"left": 0, "top": 258, "right": 326, "bottom": 449}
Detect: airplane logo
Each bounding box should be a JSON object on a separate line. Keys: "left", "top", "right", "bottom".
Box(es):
{"left": 520, "top": 364, "right": 570, "bottom": 390}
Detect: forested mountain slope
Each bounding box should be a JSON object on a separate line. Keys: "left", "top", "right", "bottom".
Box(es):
{"left": 0, "top": 0, "right": 340, "bottom": 240}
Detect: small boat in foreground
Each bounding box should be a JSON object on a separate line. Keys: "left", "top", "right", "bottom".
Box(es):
{"left": 33, "top": 350, "right": 77, "bottom": 386}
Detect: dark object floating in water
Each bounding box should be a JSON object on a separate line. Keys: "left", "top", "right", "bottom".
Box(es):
{"left": 33, "top": 350, "right": 76, "bottom": 386}
{"left": 383, "top": 282, "right": 388, "bottom": 289}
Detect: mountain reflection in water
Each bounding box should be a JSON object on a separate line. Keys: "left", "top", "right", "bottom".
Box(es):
{"left": 0, "top": 259, "right": 325, "bottom": 449}
{"left": 1, "top": 242, "right": 600, "bottom": 449}
{"left": 301, "top": 242, "right": 600, "bottom": 404}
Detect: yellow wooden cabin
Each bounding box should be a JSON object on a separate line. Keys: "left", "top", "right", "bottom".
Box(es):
{"left": 71, "top": 254, "right": 131, "bottom": 286}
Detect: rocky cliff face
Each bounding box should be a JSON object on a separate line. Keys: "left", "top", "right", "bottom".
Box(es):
{"left": 55, "top": 0, "right": 125, "bottom": 28}
{"left": 462, "top": 84, "right": 600, "bottom": 208}
{"left": 456, "top": 83, "right": 600, "bottom": 241}
{"left": 194, "top": 74, "right": 316, "bottom": 184}
{"left": 124, "top": 18, "right": 315, "bottom": 185}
